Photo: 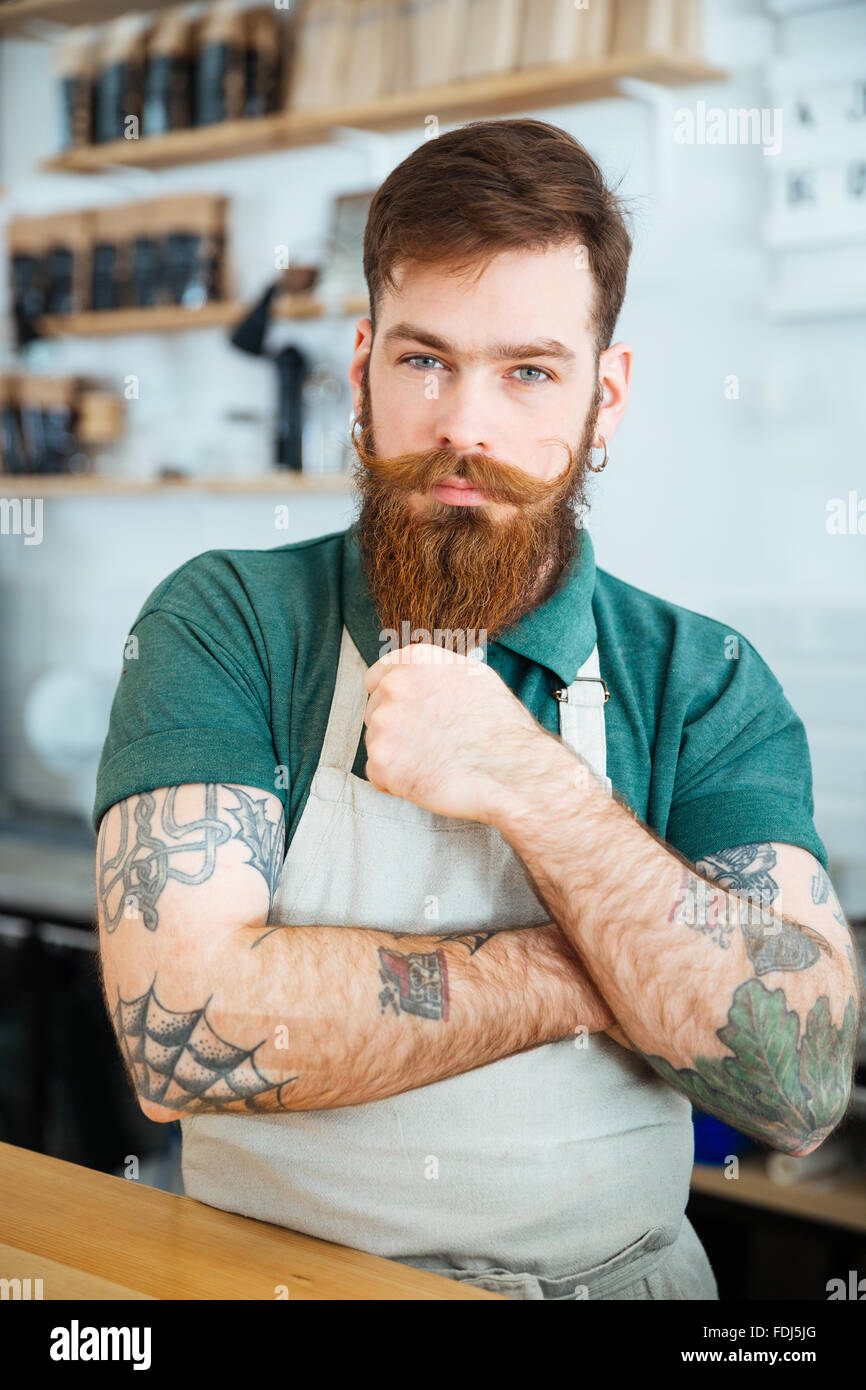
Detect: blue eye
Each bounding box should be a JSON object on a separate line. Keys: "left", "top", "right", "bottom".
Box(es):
{"left": 513, "top": 365, "right": 551, "bottom": 384}
{"left": 400, "top": 356, "right": 552, "bottom": 384}
{"left": 404, "top": 355, "right": 443, "bottom": 370}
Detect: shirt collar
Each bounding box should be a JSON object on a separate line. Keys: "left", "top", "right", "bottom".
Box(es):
{"left": 341, "top": 521, "right": 597, "bottom": 686}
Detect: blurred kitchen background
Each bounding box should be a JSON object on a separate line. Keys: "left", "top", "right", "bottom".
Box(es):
{"left": 0, "top": 0, "right": 865, "bottom": 1299}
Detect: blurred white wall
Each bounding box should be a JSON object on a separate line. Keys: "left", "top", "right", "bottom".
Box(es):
{"left": 1, "top": 0, "right": 865, "bottom": 909}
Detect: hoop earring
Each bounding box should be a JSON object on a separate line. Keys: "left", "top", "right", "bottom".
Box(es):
{"left": 587, "top": 434, "right": 608, "bottom": 472}
{"left": 349, "top": 413, "right": 362, "bottom": 442}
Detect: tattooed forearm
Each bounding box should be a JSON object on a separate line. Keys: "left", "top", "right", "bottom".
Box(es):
{"left": 686, "top": 844, "right": 833, "bottom": 974}
{"left": 99, "top": 783, "right": 285, "bottom": 932}
{"left": 741, "top": 914, "right": 834, "bottom": 974}
{"left": 645, "top": 978, "right": 857, "bottom": 1155}
{"left": 696, "top": 842, "right": 780, "bottom": 914}
{"left": 374, "top": 932, "right": 505, "bottom": 1020}
{"left": 378, "top": 948, "right": 450, "bottom": 1020}
{"left": 114, "top": 978, "right": 297, "bottom": 1113}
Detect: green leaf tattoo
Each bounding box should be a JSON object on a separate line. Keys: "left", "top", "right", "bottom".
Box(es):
{"left": 645, "top": 978, "right": 858, "bottom": 1150}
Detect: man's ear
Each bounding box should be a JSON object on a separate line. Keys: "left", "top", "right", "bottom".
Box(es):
{"left": 348, "top": 317, "right": 373, "bottom": 414}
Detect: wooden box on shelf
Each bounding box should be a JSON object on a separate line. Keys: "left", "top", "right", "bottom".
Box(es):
{"left": 36, "top": 0, "right": 723, "bottom": 176}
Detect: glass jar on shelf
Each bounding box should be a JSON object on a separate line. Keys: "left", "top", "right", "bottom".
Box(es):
{"left": 301, "top": 360, "right": 351, "bottom": 476}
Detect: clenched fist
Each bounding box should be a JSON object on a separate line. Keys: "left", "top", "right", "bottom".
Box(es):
{"left": 363, "top": 642, "right": 555, "bottom": 824}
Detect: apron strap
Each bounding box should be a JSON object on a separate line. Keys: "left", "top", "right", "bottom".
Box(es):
{"left": 318, "top": 625, "right": 369, "bottom": 772}
{"left": 556, "top": 645, "right": 612, "bottom": 795}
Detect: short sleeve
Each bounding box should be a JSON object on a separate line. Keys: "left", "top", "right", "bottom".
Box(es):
{"left": 92, "top": 560, "right": 285, "bottom": 834}
{"left": 664, "top": 638, "right": 828, "bottom": 871}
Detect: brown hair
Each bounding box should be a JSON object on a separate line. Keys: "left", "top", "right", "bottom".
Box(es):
{"left": 362, "top": 117, "right": 634, "bottom": 363}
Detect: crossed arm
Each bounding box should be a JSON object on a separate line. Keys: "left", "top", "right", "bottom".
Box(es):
{"left": 97, "top": 776, "right": 862, "bottom": 1155}
{"left": 95, "top": 782, "right": 614, "bottom": 1121}
{"left": 491, "top": 741, "right": 863, "bottom": 1158}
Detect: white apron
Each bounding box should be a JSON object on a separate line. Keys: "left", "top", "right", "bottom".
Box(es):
{"left": 182, "top": 625, "right": 718, "bottom": 1300}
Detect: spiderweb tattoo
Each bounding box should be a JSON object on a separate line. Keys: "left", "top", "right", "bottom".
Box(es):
{"left": 114, "top": 980, "right": 297, "bottom": 1113}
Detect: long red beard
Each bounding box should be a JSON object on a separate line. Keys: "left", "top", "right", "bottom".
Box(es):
{"left": 351, "top": 377, "right": 599, "bottom": 644}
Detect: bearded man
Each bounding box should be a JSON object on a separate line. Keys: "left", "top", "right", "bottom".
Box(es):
{"left": 93, "top": 118, "right": 860, "bottom": 1303}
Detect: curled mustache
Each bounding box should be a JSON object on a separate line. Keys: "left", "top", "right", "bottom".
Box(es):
{"left": 350, "top": 423, "right": 578, "bottom": 508}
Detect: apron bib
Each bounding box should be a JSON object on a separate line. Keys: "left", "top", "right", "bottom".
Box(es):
{"left": 182, "top": 625, "right": 718, "bottom": 1300}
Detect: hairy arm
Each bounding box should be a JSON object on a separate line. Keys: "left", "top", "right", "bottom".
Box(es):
{"left": 493, "top": 741, "right": 861, "bottom": 1157}
{"left": 96, "top": 782, "right": 615, "bottom": 1121}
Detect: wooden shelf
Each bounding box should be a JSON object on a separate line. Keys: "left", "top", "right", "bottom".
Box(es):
{"left": 42, "top": 52, "right": 726, "bottom": 174}
{"left": 0, "top": 473, "right": 356, "bottom": 495}
{"left": 0, "top": 0, "right": 177, "bottom": 35}
{"left": 37, "top": 294, "right": 369, "bottom": 338}
{"left": 690, "top": 1159, "right": 866, "bottom": 1235}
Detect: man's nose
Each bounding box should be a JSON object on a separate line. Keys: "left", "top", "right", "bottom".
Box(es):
{"left": 432, "top": 381, "right": 495, "bottom": 457}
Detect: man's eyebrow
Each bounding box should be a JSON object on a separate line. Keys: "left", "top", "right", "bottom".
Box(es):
{"left": 381, "top": 322, "right": 578, "bottom": 365}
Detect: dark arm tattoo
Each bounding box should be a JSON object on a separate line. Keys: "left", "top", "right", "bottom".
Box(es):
{"left": 419, "top": 934, "right": 494, "bottom": 956}
{"left": 645, "top": 979, "right": 858, "bottom": 1153}
{"left": 810, "top": 863, "right": 850, "bottom": 928}
{"left": 369, "top": 932, "right": 493, "bottom": 1014}
{"left": 114, "top": 978, "right": 297, "bottom": 1113}
{"left": 433, "top": 931, "right": 496, "bottom": 955}
{"left": 378, "top": 948, "right": 450, "bottom": 1020}
{"left": 385, "top": 928, "right": 497, "bottom": 955}
{"left": 224, "top": 785, "right": 285, "bottom": 905}
{"left": 688, "top": 842, "right": 833, "bottom": 974}
{"left": 99, "top": 783, "right": 285, "bottom": 932}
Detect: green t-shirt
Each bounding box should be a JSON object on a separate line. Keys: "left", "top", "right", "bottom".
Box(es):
{"left": 92, "top": 522, "right": 828, "bottom": 871}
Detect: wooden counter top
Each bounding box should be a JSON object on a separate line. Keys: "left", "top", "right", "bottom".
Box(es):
{"left": 0, "top": 1142, "right": 500, "bottom": 1300}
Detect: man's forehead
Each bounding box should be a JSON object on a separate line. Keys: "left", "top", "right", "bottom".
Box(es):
{"left": 380, "top": 246, "right": 593, "bottom": 359}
